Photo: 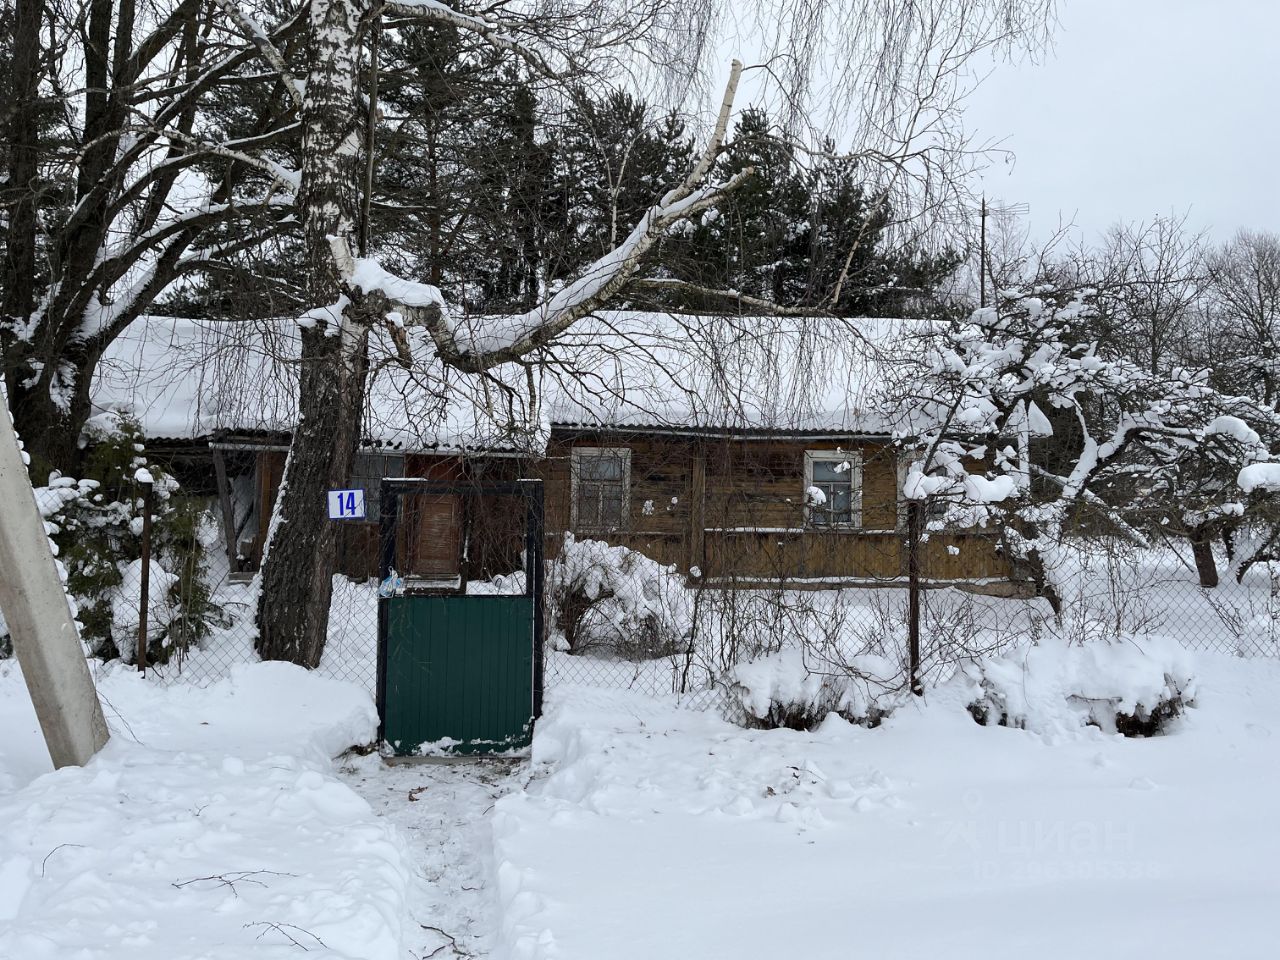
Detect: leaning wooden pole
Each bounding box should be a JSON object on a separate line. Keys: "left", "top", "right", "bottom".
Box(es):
{"left": 0, "top": 404, "right": 110, "bottom": 767}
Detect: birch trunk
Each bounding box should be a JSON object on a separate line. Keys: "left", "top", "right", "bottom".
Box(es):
{"left": 256, "top": 0, "right": 374, "bottom": 666}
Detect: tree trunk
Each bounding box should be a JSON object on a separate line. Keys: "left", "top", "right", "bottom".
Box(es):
{"left": 2, "top": 0, "right": 46, "bottom": 438}
{"left": 256, "top": 328, "right": 370, "bottom": 666}
{"left": 1001, "top": 520, "right": 1063, "bottom": 620}
{"left": 7, "top": 390, "right": 86, "bottom": 483}
{"left": 7, "top": 340, "right": 100, "bottom": 482}
{"left": 255, "top": 0, "right": 373, "bottom": 667}
{"left": 1, "top": 0, "right": 42, "bottom": 329}
{"left": 1190, "top": 523, "right": 1219, "bottom": 589}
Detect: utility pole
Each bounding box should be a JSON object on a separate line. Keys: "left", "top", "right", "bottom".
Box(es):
{"left": 977, "top": 196, "right": 1028, "bottom": 309}
{"left": 0, "top": 406, "right": 110, "bottom": 767}
{"left": 979, "top": 195, "right": 987, "bottom": 308}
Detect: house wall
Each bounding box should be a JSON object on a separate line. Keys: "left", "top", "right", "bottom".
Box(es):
{"left": 243, "top": 431, "right": 1011, "bottom": 586}
{"left": 537, "top": 432, "right": 1011, "bottom": 584}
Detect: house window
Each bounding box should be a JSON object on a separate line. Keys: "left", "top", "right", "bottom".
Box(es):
{"left": 572, "top": 447, "right": 631, "bottom": 531}
{"left": 804, "top": 451, "right": 861, "bottom": 527}
{"left": 351, "top": 452, "right": 404, "bottom": 521}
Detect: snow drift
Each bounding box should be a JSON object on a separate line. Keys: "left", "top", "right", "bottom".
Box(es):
{"left": 0, "top": 661, "right": 408, "bottom": 959}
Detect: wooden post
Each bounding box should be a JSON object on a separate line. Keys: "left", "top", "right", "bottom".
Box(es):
{"left": 136, "top": 476, "right": 154, "bottom": 672}
{"left": 906, "top": 500, "right": 923, "bottom": 696}
{"left": 0, "top": 405, "right": 109, "bottom": 767}
{"left": 689, "top": 445, "right": 706, "bottom": 576}
{"left": 212, "top": 446, "right": 241, "bottom": 572}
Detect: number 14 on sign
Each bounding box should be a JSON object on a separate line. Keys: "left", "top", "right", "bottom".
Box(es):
{"left": 327, "top": 489, "right": 366, "bottom": 520}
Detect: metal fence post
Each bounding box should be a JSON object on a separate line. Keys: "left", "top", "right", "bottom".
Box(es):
{"left": 521, "top": 479, "right": 547, "bottom": 721}
{"left": 907, "top": 499, "right": 923, "bottom": 696}
{"left": 136, "top": 477, "right": 154, "bottom": 672}
{"left": 375, "top": 479, "right": 397, "bottom": 744}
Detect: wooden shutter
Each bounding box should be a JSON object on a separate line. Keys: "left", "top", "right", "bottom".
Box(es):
{"left": 405, "top": 494, "right": 461, "bottom": 578}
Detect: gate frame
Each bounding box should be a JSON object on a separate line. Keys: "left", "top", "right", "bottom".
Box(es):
{"left": 375, "top": 477, "right": 546, "bottom": 746}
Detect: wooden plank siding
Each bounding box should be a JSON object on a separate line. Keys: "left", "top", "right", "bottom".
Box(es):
{"left": 542, "top": 431, "right": 1012, "bottom": 584}
{"left": 244, "top": 430, "right": 1011, "bottom": 586}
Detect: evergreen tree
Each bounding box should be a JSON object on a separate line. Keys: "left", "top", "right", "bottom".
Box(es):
{"left": 544, "top": 92, "right": 695, "bottom": 277}
{"left": 653, "top": 110, "right": 957, "bottom": 317}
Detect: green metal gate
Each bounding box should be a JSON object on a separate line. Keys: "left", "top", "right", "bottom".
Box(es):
{"left": 376, "top": 479, "right": 545, "bottom": 757}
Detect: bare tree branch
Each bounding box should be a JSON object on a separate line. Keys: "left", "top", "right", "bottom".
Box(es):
{"left": 331, "top": 60, "right": 753, "bottom": 372}
{"left": 630, "top": 278, "right": 833, "bottom": 316}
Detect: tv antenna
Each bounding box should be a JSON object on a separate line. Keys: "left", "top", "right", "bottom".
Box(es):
{"left": 978, "top": 197, "right": 1029, "bottom": 307}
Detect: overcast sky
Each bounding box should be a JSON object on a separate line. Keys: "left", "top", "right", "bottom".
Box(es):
{"left": 963, "top": 0, "right": 1279, "bottom": 244}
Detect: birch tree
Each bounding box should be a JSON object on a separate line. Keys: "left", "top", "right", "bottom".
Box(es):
{"left": 241, "top": 0, "right": 1058, "bottom": 665}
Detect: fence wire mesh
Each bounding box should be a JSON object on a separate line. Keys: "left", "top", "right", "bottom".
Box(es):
{"left": 137, "top": 518, "right": 1280, "bottom": 720}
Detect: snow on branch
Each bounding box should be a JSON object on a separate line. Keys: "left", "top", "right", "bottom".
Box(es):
{"left": 160, "top": 129, "right": 300, "bottom": 193}
{"left": 888, "top": 285, "right": 1280, "bottom": 607}
{"left": 383, "top": 0, "right": 568, "bottom": 80}
{"left": 212, "top": 0, "right": 304, "bottom": 108}
{"left": 326, "top": 241, "right": 439, "bottom": 317}
{"left": 331, "top": 60, "right": 753, "bottom": 373}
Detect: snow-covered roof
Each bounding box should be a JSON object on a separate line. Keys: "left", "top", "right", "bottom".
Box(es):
{"left": 91, "top": 312, "right": 928, "bottom": 453}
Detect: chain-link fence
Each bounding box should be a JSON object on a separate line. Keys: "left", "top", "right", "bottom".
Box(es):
{"left": 120, "top": 507, "right": 1280, "bottom": 720}
{"left": 539, "top": 533, "right": 1280, "bottom": 713}
{"left": 142, "top": 572, "right": 380, "bottom": 692}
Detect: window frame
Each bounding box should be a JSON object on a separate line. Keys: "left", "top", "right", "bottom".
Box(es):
{"left": 803, "top": 449, "right": 862, "bottom": 528}
{"left": 570, "top": 446, "right": 632, "bottom": 533}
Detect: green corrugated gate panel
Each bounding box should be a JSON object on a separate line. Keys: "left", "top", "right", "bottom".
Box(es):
{"left": 383, "top": 595, "right": 534, "bottom": 756}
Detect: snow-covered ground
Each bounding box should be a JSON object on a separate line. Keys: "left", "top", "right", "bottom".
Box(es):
{"left": 0, "top": 661, "right": 411, "bottom": 959}
{"left": 339, "top": 756, "right": 525, "bottom": 960}
{"left": 5, "top": 595, "right": 1280, "bottom": 959}
{"left": 494, "top": 654, "right": 1280, "bottom": 960}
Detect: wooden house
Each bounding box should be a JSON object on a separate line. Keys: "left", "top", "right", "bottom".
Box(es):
{"left": 94, "top": 312, "right": 1012, "bottom": 589}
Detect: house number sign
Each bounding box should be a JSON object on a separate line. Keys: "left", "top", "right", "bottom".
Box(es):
{"left": 327, "top": 488, "right": 366, "bottom": 520}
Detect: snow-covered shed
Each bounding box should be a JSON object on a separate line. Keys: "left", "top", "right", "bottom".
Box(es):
{"left": 91, "top": 312, "right": 1010, "bottom": 585}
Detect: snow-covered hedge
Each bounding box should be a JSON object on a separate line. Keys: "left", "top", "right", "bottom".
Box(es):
{"left": 729, "top": 634, "right": 1197, "bottom": 738}
{"left": 961, "top": 636, "right": 1196, "bottom": 736}
{"left": 546, "top": 534, "right": 692, "bottom": 659}
{"left": 731, "top": 649, "right": 903, "bottom": 729}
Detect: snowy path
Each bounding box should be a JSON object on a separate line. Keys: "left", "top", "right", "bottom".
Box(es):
{"left": 339, "top": 756, "right": 526, "bottom": 960}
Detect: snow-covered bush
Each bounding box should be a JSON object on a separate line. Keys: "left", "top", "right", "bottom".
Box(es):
{"left": 731, "top": 649, "right": 902, "bottom": 729}
{"left": 546, "top": 534, "right": 692, "bottom": 660}
{"left": 962, "top": 636, "right": 1196, "bottom": 736}
{"left": 707, "top": 587, "right": 1020, "bottom": 712}
{"left": 26, "top": 416, "right": 228, "bottom": 663}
